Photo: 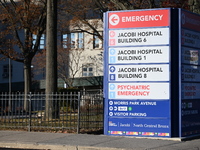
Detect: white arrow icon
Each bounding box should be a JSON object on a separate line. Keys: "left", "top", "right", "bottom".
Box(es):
{"left": 109, "top": 14, "right": 120, "bottom": 26}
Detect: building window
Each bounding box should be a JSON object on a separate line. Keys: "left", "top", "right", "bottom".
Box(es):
{"left": 40, "top": 34, "right": 45, "bottom": 49}
{"left": 71, "top": 33, "right": 75, "bottom": 48}
{"left": 78, "top": 32, "right": 84, "bottom": 48}
{"left": 63, "top": 32, "right": 84, "bottom": 49}
{"left": 82, "top": 64, "right": 94, "bottom": 77}
{"left": 93, "top": 31, "right": 102, "bottom": 49}
{"left": 2, "top": 64, "right": 12, "bottom": 78}
{"left": 33, "top": 34, "right": 45, "bottom": 50}
{"left": 62, "top": 34, "right": 69, "bottom": 49}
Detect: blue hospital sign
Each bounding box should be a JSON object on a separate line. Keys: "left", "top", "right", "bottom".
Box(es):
{"left": 104, "top": 8, "right": 171, "bottom": 138}
{"left": 104, "top": 8, "right": 200, "bottom": 139}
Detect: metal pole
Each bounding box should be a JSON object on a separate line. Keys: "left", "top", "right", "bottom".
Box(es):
{"left": 77, "top": 92, "right": 80, "bottom": 134}
{"left": 28, "top": 92, "right": 32, "bottom": 132}
{"left": 9, "top": 58, "right": 11, "bottom": 93}
{"left": 8, "top": 40, "right": 12, "bottom": 112}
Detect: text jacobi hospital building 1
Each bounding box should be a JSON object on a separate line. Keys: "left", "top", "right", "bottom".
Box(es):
{"left": 103, "top": 8, "right": 200, "bottom": 138}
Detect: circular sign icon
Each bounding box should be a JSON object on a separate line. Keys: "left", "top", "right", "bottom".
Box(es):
{"left": 109, "top": 106, "right": 113, "bottom": 111}
{"left": 109, "top": 66, "right": 116, "bottom": 73}
{"left": 109, "top": 31, "right": 116, "bottom": 37}
{"left": 110, "top": 48, "right": 116, "bottom": 55}
{"left": 109, "top": 112, "right": 113, "bottom": 116}
{"left": 109, "top": 14, "right": 120, "bottom": 26}
{"left": 109, "top": 84, "right": 115, "bottom": 90}
{"left": 109, "top": 101, "right": 113, "bottom": 105}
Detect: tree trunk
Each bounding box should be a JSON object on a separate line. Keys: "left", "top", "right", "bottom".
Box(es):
{"left": 45, "top": 0, "right": 58, "bottom": 119}
{"left": 23, "top": 58, "right": 32, "bottom": 111}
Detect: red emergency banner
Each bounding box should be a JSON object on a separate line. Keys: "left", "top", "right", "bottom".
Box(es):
{"left": 108, "top": 9, "right": 170, "bottom": 29}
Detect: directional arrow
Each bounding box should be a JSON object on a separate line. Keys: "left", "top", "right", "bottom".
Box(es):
{"left": 111, "top": 16, "right": 118, "bottom": 24}
{"left": 109, "top": 14, "right": 120, "bottom": 26}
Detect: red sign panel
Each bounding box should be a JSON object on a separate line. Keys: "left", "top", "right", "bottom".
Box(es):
{"left": 181, "top": 10, "right": 200, "bottom": 32}
{"left": 108, "top": 9, "right": 170, "bottom": 29}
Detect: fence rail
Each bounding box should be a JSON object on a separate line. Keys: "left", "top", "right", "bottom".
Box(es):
{"left": 0, "top": 91, "right": 103, "bottom": 134}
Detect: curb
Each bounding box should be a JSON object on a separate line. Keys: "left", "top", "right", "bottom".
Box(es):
{"left": 0, "top": 142, "right": 127, "bottom": 150}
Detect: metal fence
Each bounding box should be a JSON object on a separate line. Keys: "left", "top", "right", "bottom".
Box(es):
{"left": 0, "top": 90, "right": 103, "bottom": 134}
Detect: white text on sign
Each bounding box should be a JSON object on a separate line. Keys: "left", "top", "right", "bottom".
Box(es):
{"left": 121, "top": 15, "right": 164, "bottom": 23}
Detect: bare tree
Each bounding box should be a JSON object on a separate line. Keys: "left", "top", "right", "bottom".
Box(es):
{"left": 0, "top": 0, "right": 46, "bottom": 110}
{"left": 33, "top": 46, "right": 84, "bottom": 88}
{"left": 188, "top": 0, "right": 200, "bottom": 14}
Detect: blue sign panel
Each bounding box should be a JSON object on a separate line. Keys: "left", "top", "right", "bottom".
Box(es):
{"left": 108, "top": 100, "right": 170, "bottom": 118}
{"left": 180, "top": 9, "right": 200, "bottom": 137}
{"left": 104, "top": 8, "right": 171, "bottom": 138}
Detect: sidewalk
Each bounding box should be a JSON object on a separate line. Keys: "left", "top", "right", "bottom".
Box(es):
{"left": 0, "top": 131, "right": 200, "bottom": 150}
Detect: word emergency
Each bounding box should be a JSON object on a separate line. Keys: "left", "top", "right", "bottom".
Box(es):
{"left": 122, "top": 15, "right": 163, "bottom": 22}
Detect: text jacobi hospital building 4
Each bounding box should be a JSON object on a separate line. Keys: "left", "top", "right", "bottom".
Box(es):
{"left": 103, "top": 8, "right": 200, "bottom": 138}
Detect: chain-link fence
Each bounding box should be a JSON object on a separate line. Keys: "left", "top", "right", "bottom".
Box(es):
{"left": 0, "top": 91, "right": 103, "bottom": 134}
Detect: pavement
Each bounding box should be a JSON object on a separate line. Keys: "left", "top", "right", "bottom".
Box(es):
{"left": 0, "top": 131, "right": 200, "bottom": 150}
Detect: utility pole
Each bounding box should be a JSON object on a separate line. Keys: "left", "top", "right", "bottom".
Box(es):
{"left": 45, "top": 0, "right": 58, "bottom": 119}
